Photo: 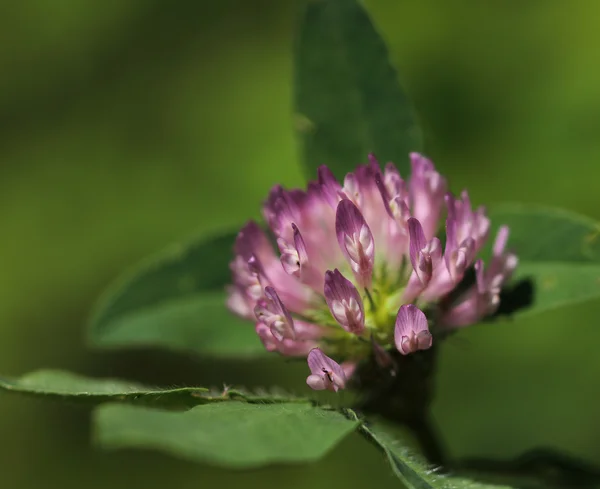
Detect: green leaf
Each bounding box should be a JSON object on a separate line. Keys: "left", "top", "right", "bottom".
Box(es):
{"left": 488, "top": 205, "right": 600, "bottom": 317}
{"left": 88, "top": 230, "right": 266, "bottom": 358}
{"left": 94, "top": 402, "right": 358, "bottom": 468}
{"left": 353, "top": 413, "right": 512, "bottom": 489}
{"left": 0, "top": 369, "right": 307, "bottom": 408}
{"left": 90, "top": 291, "right": 265, "bottom": 357}
{"left": 294, "top": 0, "right": 421, "bottom": 180}
{"left": 0, "top": 369, "right": 206, "bottom": 407}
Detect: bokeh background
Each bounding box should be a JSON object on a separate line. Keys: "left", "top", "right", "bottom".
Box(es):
{"left": 1, "top": 1, "right": 599, "bottom": 487}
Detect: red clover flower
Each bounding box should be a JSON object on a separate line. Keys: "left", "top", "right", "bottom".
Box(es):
{"left": 227, "top": 153, "right": 517, "bottom": 391}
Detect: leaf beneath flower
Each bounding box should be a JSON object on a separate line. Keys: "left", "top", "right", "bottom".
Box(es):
{"left": 0, "top": 369, "right": 305, "bottom": 408}
{"left": 93, "top": 402, "right": 358, "bottom": 468}
{"left": 87, "top": 230, "right": 267, "bottom": 358}
{"left": 487, "top": 205, "right": 600, "bottom": 318}
{"left": 352, "top": 413, "right": 513, "bottom": 489}
{"left": 294, "top": 0, "right": 421, "bottom": 180}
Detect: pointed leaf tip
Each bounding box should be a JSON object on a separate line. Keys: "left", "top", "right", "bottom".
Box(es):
{"left": 294, "top": 0, "right": 422, "bottom": 180}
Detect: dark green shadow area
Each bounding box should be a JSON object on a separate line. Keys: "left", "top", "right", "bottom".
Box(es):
{"left": 2, "top": 0, "right": 600, "bottom": 488}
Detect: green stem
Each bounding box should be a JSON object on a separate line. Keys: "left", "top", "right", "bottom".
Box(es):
{"left": 406, "top": 414, "right": 448, "bottom": 468}
{"left": 364, "top": 287, "right": 376, "bottom": 311}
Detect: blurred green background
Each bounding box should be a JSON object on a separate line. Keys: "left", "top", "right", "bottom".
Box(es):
{"left": 1, "top": 1, "right": 600, "bottom": 487}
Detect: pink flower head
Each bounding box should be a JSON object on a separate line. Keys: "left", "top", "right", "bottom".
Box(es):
{"left": 227, "top": 153, "right": 516, "bottom": 390}
{"left": 306, "top": 348, "right": 347, "bottom": 392}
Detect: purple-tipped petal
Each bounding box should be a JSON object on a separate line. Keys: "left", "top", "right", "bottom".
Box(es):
{"left": 230, "top": 218, "right": 315, "bottom": 314}
{"left": 416, "top": 330, "right": 433, "bottom": 350}
{"left": 318, "top": 165, "right": 341, "bottom": 207}
{"left": 340, "top": 173, "right": 361, "bottom": 205}
{"left": 493, "top": 225, "right": 510, "bottom": 257}
{"left": 247, "top": 255, "right": 261, "bottom": 275}
{"left": 254, "top": 286, "right": 295, "bottom": 341}
{"left": 408, "top": 218, "right": 427, "bottom": 269}
{"left": 441, "top": 251, "right": 517, "bottom": 329}
{"left": 306, "top": 348, "right": 347, "bottom": 392}
{"left": 409, "top": 153, "right": 447, "bottom": 240}
{"left": 474, "top": 259, "right": 486, "bottom": 295}
{"left": 277, "top": 223, "right": 309, "bottom": 278}
{"left": 374, "top": 171, "right": 393, "bottom": 218}
{"left": 318, "top": 165, "right": 338, "bottom": 184}
{"left": 444, "top": 215, "right": 475, "bottom": 284}
{"left": 452, "top": 238, "right": 474, "bottom": 281}
{"left": 389, "top": 196, "right": 411, "bottom": 224}
{"left": 505, "top": 253, "right": 518, "bottom": 274}
{"left": 317, "top": 165, "right": 339, "bottom": 188}
{"left": 262, "top": 186, "right": 297, "bottom": 239}
{"left": 265, "top": 286, "right": 295, "bottom": 340}
{"left": 445, "top": 193, "right": 456, "bottom": 220}
{"left": 226, "top": 285, "right": 253, "bottom": 319}
{"left": 324, "top": 269, "right": 365, "bottom": 334}
{"left": 256, "top": 322, "right": 317, "bottom": 356}
{"left": 394, "top": 304, "right": 432, "bottom": 355}
{"left": 395, "top": 304, "right": 428, "bottom": 336}
{"left": 408, "top": 218, "right": 442, "bottom": 286}
{"left": 384, "top": 163, "right": 406, "bottom": 199}
{"left": 255, "top": 323, "right": 278, "bottom": 352}
{"left": 306, "top": 374, "right": 327, "bottom": 390}
{"left": 444, "top": 218, "right": 457, "bottom": 271}
{"left": 292, "top": 223, "right": 308, "bottom": 263}
{"left": 247, "top": 255, "right": 269, "bottom": 297}
{"left": 485, "top": 226, "right": 517, "bottom": 285}
{"left": 444, "top": 190, "right": 490, "bottom": 255}
{"left": 234, "top": 221, "right": 272, "bottom": 261}
{"left": 461, "top": 190, "right": 472, "bottom": 212}
{"left": 379, "top": 169, "right": 410, "bottom": 225}
{"left": 335, "top": 199, "right": 374, "bottom": 288}
{"left": 279, "top": 241, "right": 301, "bottom": 276}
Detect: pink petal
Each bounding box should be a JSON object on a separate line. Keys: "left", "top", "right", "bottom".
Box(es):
{"left": 306, "top": 374, "right": 327, "bottom": 390}
{"left": 394, "top": 304, "right": 431, "bottom": 355}
{"left": 395, "top": 304, "right": 428, "bottom": 337}
{"left": 306, "top": 348, "right": 347, "bottom": 392}
{"left": 416, "top": 330, "right": 433, "bottom": 350}
{"left": 264, "top": 286, "right": 295, "bottom": 340}
{"left": 493, "top": 225, "right": 510, "bottom": 257}
{"left": 335, "top": 199, "right": 374, "bottom": 288}
{"left": 409, "top": 153, "right": 447, "bottom": 240}
{"left": 474, "top": 259, "right": 486, "bottom": 295}
{"left": 317, "top": 165, "right": 341, "bottom": 207}
{"left": 324, "top": 269, "right": 365, "bottom": 334}
{"left": 408, "top": 218, "right": 427, "bottom": 267}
